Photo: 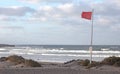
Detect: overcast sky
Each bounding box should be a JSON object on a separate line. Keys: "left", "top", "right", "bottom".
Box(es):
{"left": 0, "top": 0, "right": 120, "bottom": 45}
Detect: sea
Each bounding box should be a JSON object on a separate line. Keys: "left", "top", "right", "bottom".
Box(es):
{"left": 0, "top": 45, "right": 120, "bottom": 63}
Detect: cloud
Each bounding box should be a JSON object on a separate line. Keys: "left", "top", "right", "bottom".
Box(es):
{"left": 0, "top": 15, "right": 16, "bottom": 21}
{"left": 28, "top": 2, "right": 91, "bottom": 25}
{"left": 91, "top": 0, "right": 120, "bottom": 30}
{"left": 19, "top": 0, "right": 74, "bottom": 4}
{"left": 31, "top": 3, "right": 78, "bottom": 19}
{"left": 19, "top": 0, "right": 40, "bottom": 4}
{"left": 0, "top": 6, "right": 35, "bottom": 16}
{"left": 1, "top": 0, "right": 120, "bottom": 32}
{"left": 0, "top": 26, "right": 24, "bottom": 30}
{"left": 110, "top": 25, "right": 120, "bottom": 32}
{"left": 0, "top": 0, "right": 120, "bottom": 45}
{"left": 58, "top": 3, "right": 74, "bottom": 13}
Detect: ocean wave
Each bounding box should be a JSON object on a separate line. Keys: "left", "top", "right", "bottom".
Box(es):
{"left": 41, "top": 53, "right": 120, "bottom": 57}
{"left": 1, "top": 47, "right": 120, "bottom": 57}
{"left": 0, "top": 48, "right": 7, "bottom": 50}
{"left": 22, "top": 48, "right": 120, "bottom": 54}
{"left": 25, "top": 49, "right": 120, "bottom": 54}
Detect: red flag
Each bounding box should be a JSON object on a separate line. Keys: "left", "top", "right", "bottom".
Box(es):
{"left": 81, "top": 12, "right": 92, "bottom": 20}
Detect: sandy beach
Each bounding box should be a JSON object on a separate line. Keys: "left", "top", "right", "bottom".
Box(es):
{"left": 0, "top": 66, "right": 120, "bottom": 74}
{"left": 0, "top": 68, "right": 119, "bottom": 74}
{"left": 0, "top": 59, "right": 120, "bottom": 74}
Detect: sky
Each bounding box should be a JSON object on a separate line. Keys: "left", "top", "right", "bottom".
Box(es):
{"left": 0, "top": 0, "right": 120, "bottom": 45}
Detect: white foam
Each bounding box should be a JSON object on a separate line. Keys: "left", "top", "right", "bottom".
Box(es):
{"left": 34, "top": 49, "right": 120, "bottom": 54}
{"left": 9, "top": 49, "right": 120, "bottom": 54}
{"left": 41, "top": 53, "right": 120, "bottom": 57}
{"left": 0, "top": 48, "right": 7, "bottom": 50}
{"left": 1, "top": 47, "right": 120, "bottom": 58}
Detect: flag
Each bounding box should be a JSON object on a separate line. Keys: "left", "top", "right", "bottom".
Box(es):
{"left": 81, "top": 12, "right": 92, "bottom": 20}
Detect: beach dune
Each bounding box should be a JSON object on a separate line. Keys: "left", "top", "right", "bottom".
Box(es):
{"left": 1, "top": 55, "right": 120, "bottom": 74}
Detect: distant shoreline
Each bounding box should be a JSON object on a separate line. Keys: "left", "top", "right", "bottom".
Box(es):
{"left": 0, "top": 44, "right": 15, "bottom": 47}
{"left": 1, "top": 44, "right": 120, "bottom": 48}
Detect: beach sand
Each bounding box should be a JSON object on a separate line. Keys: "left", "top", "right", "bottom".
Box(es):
{"left": 0, "top": 67, "right": 120, "bottom": 74}
{"left": 0, "top": 60, "right": 120, "bottom": 74}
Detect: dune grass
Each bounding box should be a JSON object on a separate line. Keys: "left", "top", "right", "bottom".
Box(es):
{"left": 6, "top": 55, "right": 25, "bottom": 65}
{"left": 0, "top": 55, "right": 41, "bottom": 67}
{"left": 1, "top": 55, "right": 120, "bottom": 68}
{"left": 25, "top": 59, "right": 41, "bottom": 67}
{"left": 78, "top": 56, "right": 120, "bottom": 68}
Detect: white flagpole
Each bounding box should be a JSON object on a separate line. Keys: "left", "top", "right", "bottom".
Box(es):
{"left": 90, "top": 9, "right": 94, "bottom": 64}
